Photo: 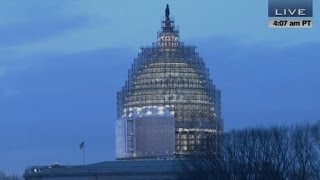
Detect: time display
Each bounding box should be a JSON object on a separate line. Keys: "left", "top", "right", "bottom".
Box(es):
{"left": 269, "top": 19, "right": 312, "bottom": 28}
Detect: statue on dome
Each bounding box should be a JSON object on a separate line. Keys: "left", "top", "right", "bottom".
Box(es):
{"left": 165, "top": 4, "right": 170, "bottom": 20}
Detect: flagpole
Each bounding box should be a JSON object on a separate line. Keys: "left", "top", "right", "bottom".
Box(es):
{"left": 80, "top": 141, "right": 86, "bottom": 165}
{"left": 83, "top": 144, "right": 85, "bottom": 165}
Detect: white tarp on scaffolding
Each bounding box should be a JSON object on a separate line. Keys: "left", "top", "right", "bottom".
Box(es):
{"left": 134, "top": 115, "right": 175, "bottom": 158}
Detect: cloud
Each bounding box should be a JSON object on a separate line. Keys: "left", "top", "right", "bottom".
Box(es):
{"left": 2, "top": 0, "right": 319, "bottom": 61}
{"left": 0, "top": 16, "right": 93, "bottom": 48}
{"left": 0, "top": 0, "right": 108, "bottom": 56}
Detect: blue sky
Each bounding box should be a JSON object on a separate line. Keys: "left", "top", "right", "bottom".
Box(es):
{"left": 0, "top": 0, "right": 320, "bottom": 175}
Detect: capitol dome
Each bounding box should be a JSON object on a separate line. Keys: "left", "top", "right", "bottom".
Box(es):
{"left": 116, "top": 4, "right": 222, "bottom": 159}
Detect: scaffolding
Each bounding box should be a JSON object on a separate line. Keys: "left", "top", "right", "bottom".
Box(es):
{"left": 116, "top": 7, "right": 222, "bottom": 159}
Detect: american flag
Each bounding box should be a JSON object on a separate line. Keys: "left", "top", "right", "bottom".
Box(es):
{"left": 79, "top": 141, "right": 85, "bottom": 149}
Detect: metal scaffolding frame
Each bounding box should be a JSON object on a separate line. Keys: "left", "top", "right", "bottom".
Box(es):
{"left": 116, "top": 10, "right": 223, "bottom": 159}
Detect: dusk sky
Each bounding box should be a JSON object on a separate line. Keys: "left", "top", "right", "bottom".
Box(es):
{"left": 0, "top": 0, "right": 320, "bottom": 175}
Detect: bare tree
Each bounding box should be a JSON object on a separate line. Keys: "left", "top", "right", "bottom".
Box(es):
{"left": 179, "top": 122, "right": 320, "bottom": 180}
{"left": 289, "top": 123, "right": 320, "bottom": 180}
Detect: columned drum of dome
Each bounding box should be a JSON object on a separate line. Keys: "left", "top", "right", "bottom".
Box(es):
{"left": 116, "top": 4, "right": 223, "bottom": 160}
